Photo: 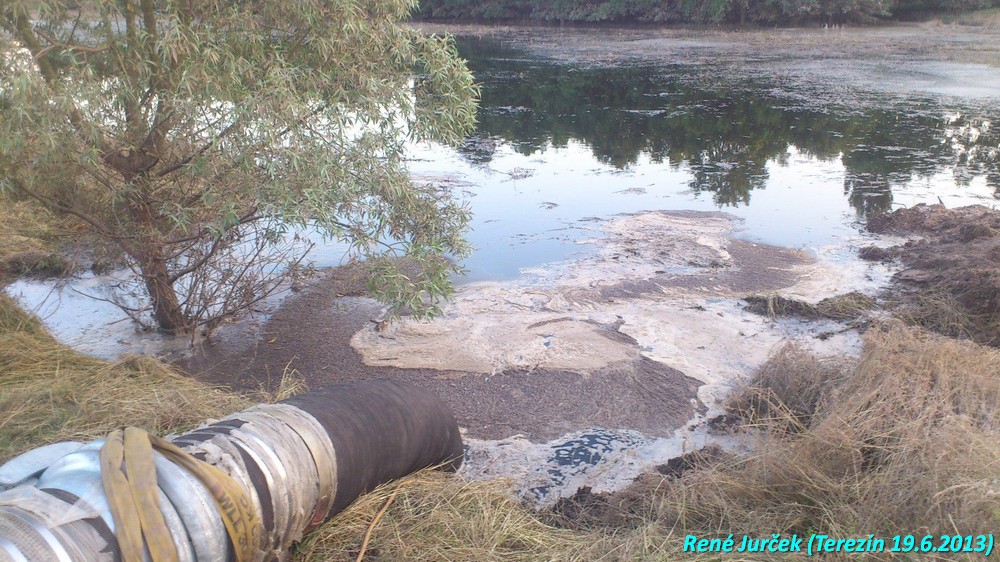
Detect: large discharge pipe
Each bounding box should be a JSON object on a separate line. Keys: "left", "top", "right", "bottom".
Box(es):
{"left": 0, "top": 380, "right": 464, "bottom": 561}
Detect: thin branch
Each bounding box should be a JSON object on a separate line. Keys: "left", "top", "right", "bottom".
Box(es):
{"left": 33, "top": 28, "right": 110, "bottom": 59}
{"left": 168, "top": 235, "right": 224, "bottom": 284}
{"left": 10, "top": 12, "right": 131, "bottom": 174}
{"left": 156, "top": 120, "right": 242, "bottom": 178}
{"left": 65, "top": 10, "right": 83, "bottom": 45}
{"left": 167, "top": 208, "right": 260, "bottom": 282}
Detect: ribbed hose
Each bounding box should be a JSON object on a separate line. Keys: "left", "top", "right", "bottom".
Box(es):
{"left": 0, "top": 380, "right": 463, "bottom": 561}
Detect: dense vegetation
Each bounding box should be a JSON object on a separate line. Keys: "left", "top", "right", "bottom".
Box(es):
{"left": 416, "top": 0, "right": 999, "bottom": 25}
{"left": 1, "top": 0, "right": 477, "bottom": 334}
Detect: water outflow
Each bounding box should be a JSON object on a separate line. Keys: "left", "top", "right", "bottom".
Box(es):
{"left": 0, "top": 380, "right": 464, "bottom": 561}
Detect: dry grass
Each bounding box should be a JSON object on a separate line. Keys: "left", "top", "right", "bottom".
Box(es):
{"left": 0, "top": 294, "right": 251, "bottom": 458}
{"left": 728, "top": 345, "right": 850, "bottom": 434}
{"left": 889, "top": 286, "right": 1000, "bottom": 347}
{"left": 744, "top": 291, "right": 876, "bottom": 322}
{"left": 294, "top": 469, "right": 781, "bottom": 562}
{"left": 0, "top": 198, "right": 72, "bottom": 278}
{"left": 657, "top": 322, "right": 1000, "bottom": 556}
{"left": 294, "top": 472, "right": 592, "bottom": 562}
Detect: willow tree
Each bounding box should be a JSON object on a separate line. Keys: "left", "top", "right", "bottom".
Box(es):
{"left": 0, "top": 0, "right": 477, "bottom": 333}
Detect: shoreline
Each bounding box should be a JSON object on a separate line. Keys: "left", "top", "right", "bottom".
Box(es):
{"left": 179, "top": 209, "right": 886, "bottom": 501}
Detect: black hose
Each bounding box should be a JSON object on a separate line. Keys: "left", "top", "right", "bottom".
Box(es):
{"left": 282, "top": 380, "right": 464, "bottom": 516}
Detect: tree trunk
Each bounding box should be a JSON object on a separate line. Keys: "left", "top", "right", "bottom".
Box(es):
{"left": 137, "top": 251, "right": 188, "bottom": 334}
{"left": 125, "top": 188, "right": 187, "bottom": 333}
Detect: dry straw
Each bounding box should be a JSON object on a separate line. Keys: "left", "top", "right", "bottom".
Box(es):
{"left": 0, "top": 294, "right": 250, "bottom": 459}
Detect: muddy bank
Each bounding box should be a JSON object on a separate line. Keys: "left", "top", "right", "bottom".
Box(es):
{"left": 183, "top": 210, "right": 879, "bottom": 501}
{"left": 181, "top": 279, "right": 702, "bottom": 443}
{"left": 862, "top": 203, "right": 1000, "bottom": 345}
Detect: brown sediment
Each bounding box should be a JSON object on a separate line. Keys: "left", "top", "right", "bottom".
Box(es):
{"left": 864, "top": 203, "right": 1000, "bottom": 345}
{"left": 591, "top": 237, "right": 810, "bottom": 301}
{"left": 182, "top": 210, "right": 859, "bottom": 443}
{"left": 180, "top": 278, "right": 703, "bottom": 442}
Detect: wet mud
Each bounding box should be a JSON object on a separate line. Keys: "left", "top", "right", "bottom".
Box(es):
{"left": 183, "top": 210, "right": 877, "bottom": 502}
{"left": 863, "top": 203, "right": 1000, "bottom": 345}
{"left": 181, "top": 278, "right": 703, "bottom": 443}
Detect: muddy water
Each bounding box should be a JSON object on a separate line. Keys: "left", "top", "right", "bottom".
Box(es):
{"left": 6, "top": 25, "right": 1000, "bottom": 502}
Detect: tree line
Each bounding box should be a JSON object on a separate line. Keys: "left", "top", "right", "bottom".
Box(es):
{"left": 416, "top": 0, "right": 998, "bottom": 25}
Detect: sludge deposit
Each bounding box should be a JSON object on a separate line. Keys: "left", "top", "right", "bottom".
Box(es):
{"left": 346, "top": 210, "right": 886, "bottom": 502}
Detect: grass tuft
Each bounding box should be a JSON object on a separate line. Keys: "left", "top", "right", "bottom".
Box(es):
{"left": 295, "top": 472, "right": 589, "bottom": 562}
{"left": 0, "top": 294, "right": 250, "bottom": 458}
{"left": 658, "top": 321, "right": 1000, "bottom": 546}
{"left": 744, "top": 291, "right": 876, "bottom": 321}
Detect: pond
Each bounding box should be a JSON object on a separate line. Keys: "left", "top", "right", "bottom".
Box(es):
{"left": 7, "top": 26, "right": 1000, "bottom": 354}
{"left": 410, "top": 32, "right": 1000, "bottom": 281}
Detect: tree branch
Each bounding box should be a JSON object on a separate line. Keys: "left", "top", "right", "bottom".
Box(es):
{"left": 167, "top": 208, "right": 261, "bottom": 282}
{"left": 9, "top": 12, "right": 136, "bottom": 175}
{"left": 155, "top": 119, "right": 240, "bottom": 178}
{"left": 33, "top": 28, "right": 110, "bottom": 59}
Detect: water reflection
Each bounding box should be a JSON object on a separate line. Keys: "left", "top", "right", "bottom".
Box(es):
{"left": 456, "top": 37, "right": 1000, "bottom": 218}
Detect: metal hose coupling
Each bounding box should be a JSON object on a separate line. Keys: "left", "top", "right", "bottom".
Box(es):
{"left": 0, "top": 380, "right": 464, "bottom": 561}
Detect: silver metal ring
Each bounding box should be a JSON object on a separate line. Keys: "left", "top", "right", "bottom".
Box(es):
{"left": 0, "top": 530, "right": 28, "bottom": 562}
{"left": 226, "top": 413, "right": 315, "bottom": 539}
{"left": 248, "top": 405, "right": 337, "bottom": 529}
{"left": 214, "top": 432, "right": 278, "bottom": 551}
{"left": 153, "top": 452, "right": 229, "bottom": 562}
{"left": 0, "top": 508, "right": 72, "bottom": 562}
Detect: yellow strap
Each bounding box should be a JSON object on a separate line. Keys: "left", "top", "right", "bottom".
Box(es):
{"left": 100, "top": 430, "right": 146, "bottom": 562}
{"left": 100, "top": 428, "right": 261, "bottom": 562}
{"left": 149, "top": 434, "right": 261, "bottom": 562}
{"left": 123, "top": 428, "right": 179, "bottom": 562}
